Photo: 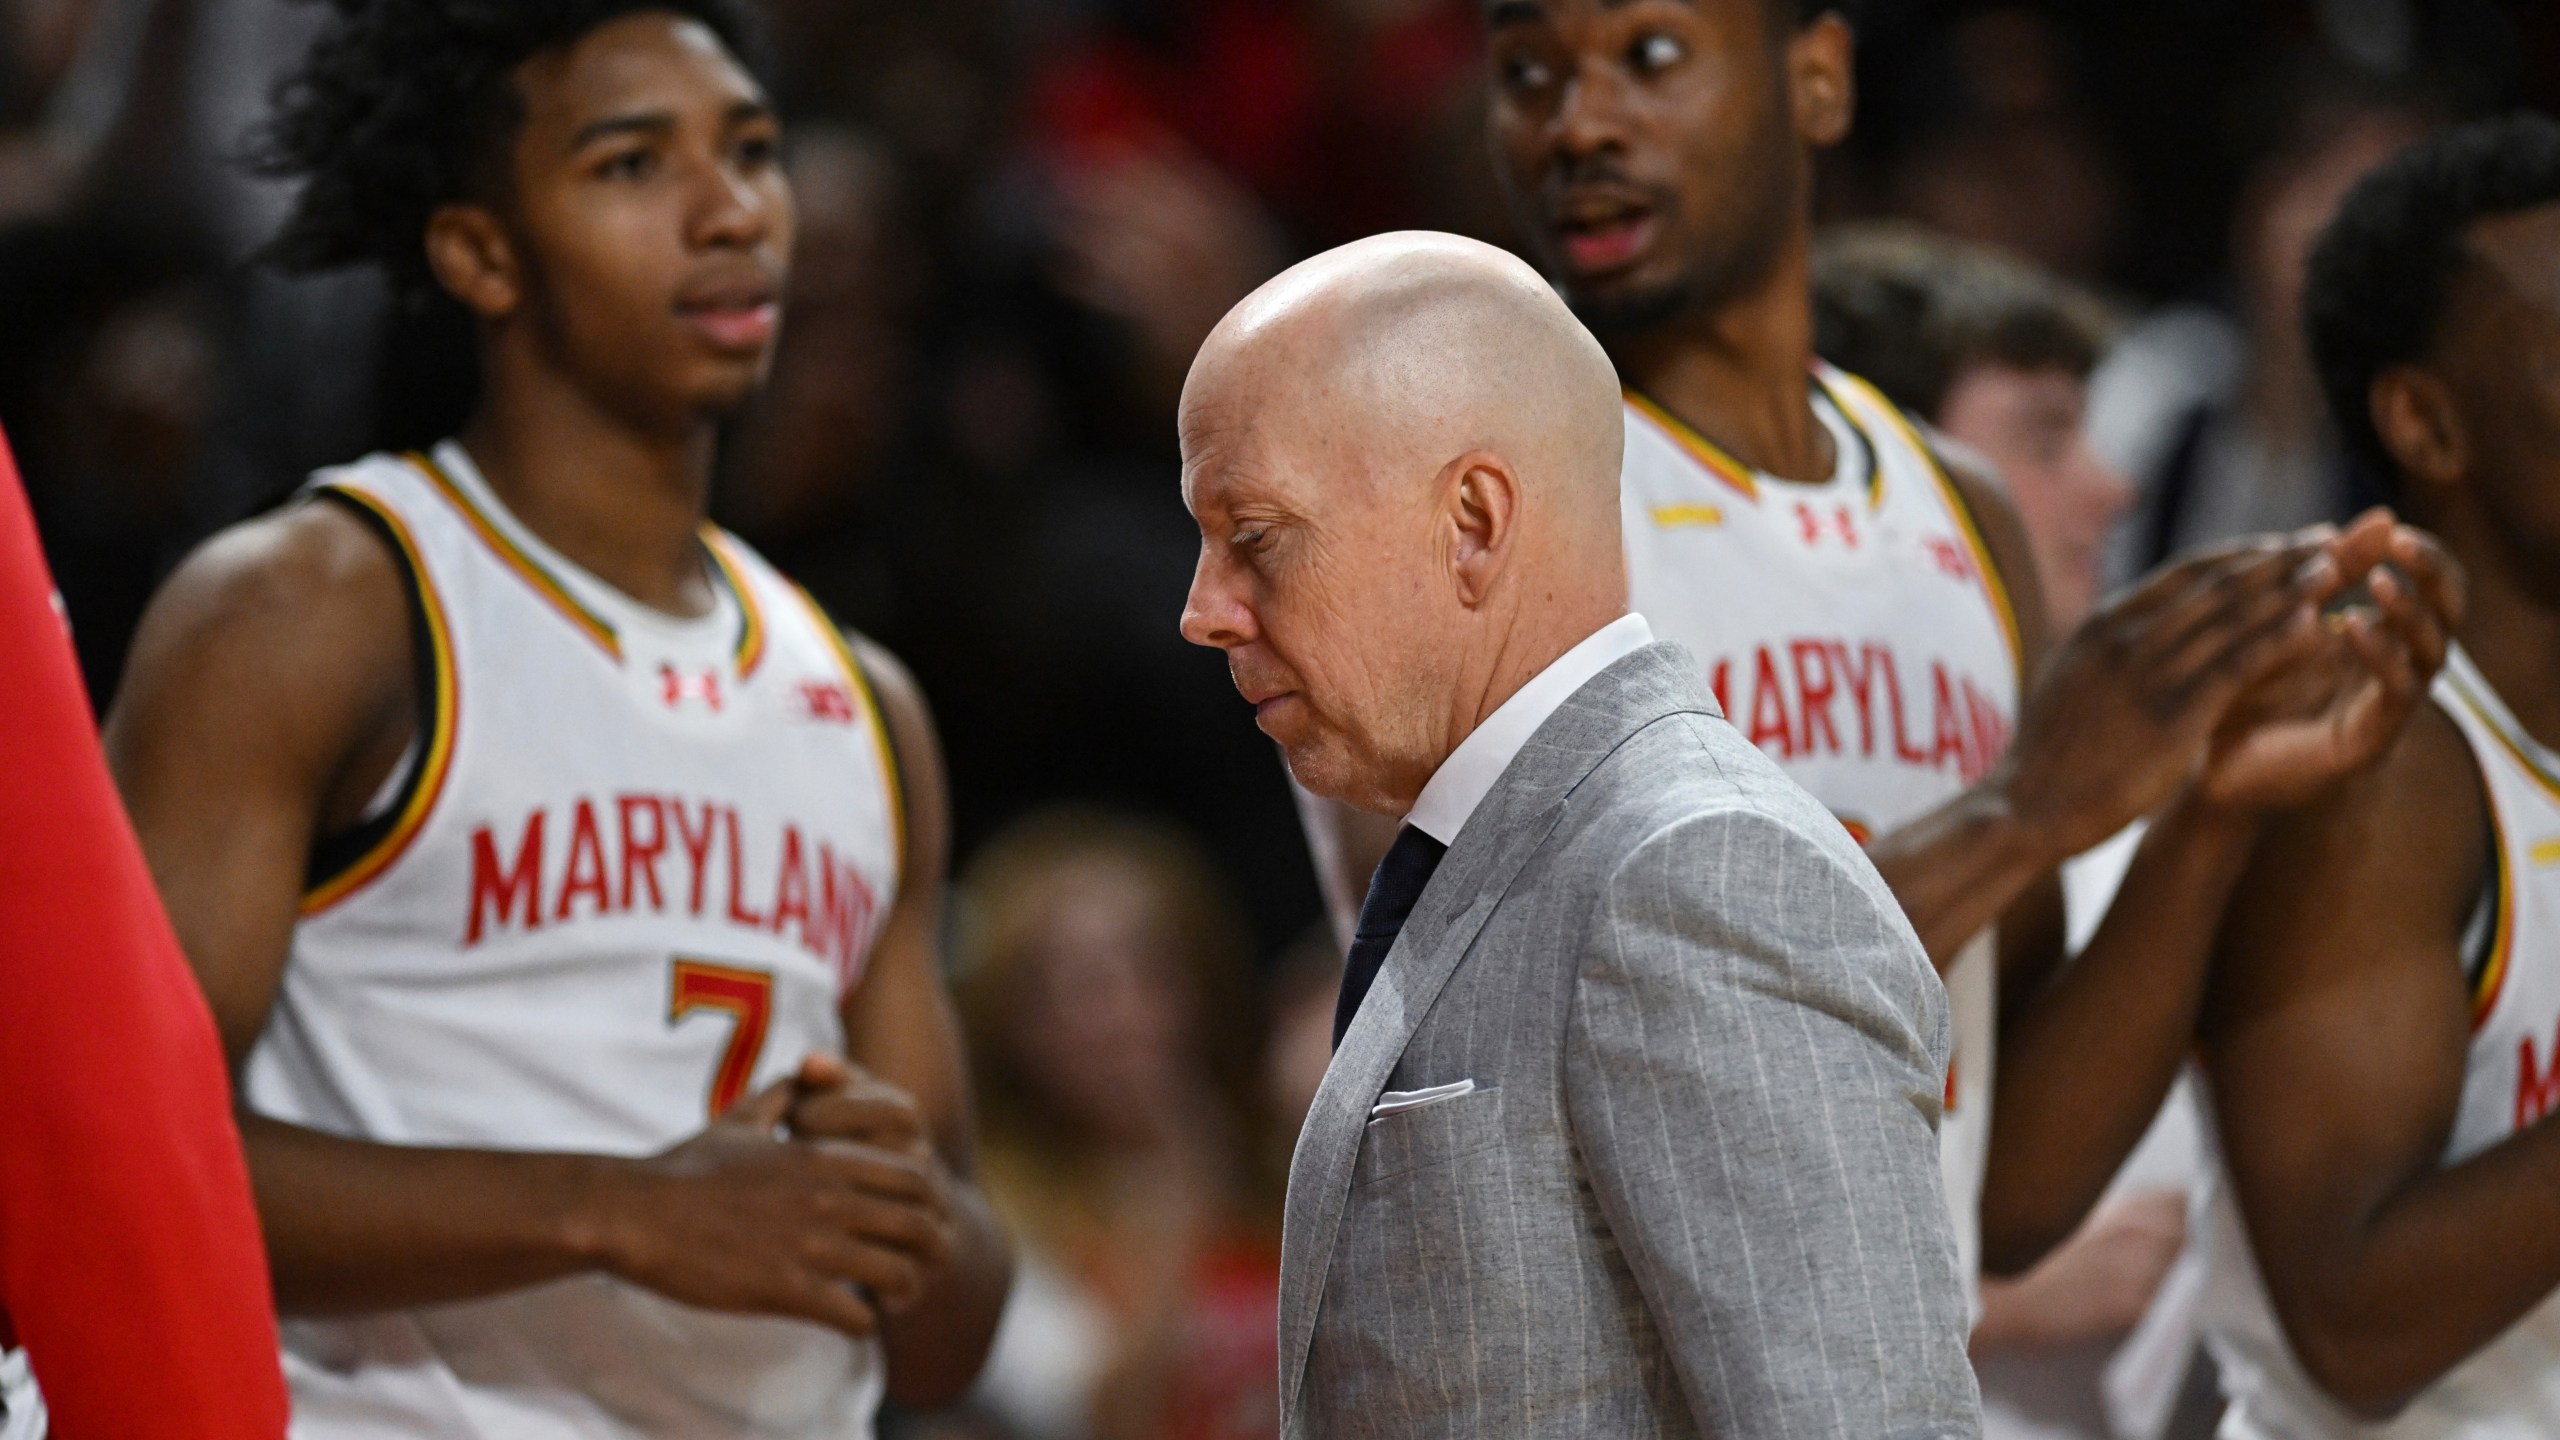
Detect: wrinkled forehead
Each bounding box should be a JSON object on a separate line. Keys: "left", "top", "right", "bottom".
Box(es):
{"left": 1180, "top": 382, "right": 1284, "bottom": 513}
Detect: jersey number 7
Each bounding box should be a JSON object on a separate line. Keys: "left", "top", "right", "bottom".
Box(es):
{"left": 668, "top": 959, "right": 775, "bottom": 1117}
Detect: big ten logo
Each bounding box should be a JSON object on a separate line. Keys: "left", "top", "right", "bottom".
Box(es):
{"left": 1924, "top": 536, "right": 1978, "bottom": 585}
{"left": 795, "top": 677, "right": 858, "bottom": 725}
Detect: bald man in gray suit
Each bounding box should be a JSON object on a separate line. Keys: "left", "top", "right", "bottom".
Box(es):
{"left": 1177, "top": 233, "right": 1979, "bottom": 1438}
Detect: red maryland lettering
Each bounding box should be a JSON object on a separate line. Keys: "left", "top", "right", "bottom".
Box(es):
{"left": 816, "top": 846, "right": 878, "bottom": 989}
{"left": 1964, "top": 678, "right": 2013, "bottom": 784}
{"left": 556, "top": 798, "right": 612, "bottom": 921}
{"left": 618, "top": 795, "right": 667, "bottom": 911}
{"left": 1832, "top": 642, "right": 1879, "bottom": 755}
{"left": 1710, "top": 637, "right": 2008, "bottom": 782}
{"left": 673, "top": 799, "right": 718, "bottom": 916}
{"left": 1930, "top": 663, "right": 1969, "bottom": 774}
{"left": 1791, "top": 640, "right": 1840, "bottom": 757}
{"left": 2519, "top": 1026, "right": 2560, "bottom": 1129}
{"left": 1885, "top": 648, "right": 1928, "bottom": 765}
{"left": 1747, "top": 646, "right": 1793, "bottom": 757}
{"left": 723, "top": 806, "right": 766, "bottom": 928}
{"left": 770, "top": 824, "right": 813, "bottom": 943}
{"left": 467, "top": 811, "right": 547, "bottom": 943}
{"left": 460, "top": 793, "right": 877, "bottom": 972}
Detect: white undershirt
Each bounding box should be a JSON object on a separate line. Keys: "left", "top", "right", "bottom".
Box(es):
{"left": 1405, "top": 612, "right": 1655, "bottom": 846}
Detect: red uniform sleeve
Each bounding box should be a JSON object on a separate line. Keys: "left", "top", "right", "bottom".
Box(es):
{"left": 0, "top": 428, "right": 289, "bottom": 1434}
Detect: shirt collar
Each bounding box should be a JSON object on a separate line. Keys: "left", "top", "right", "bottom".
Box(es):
{"left": 1405, "top": 613, "right": 1655, "bottom": 846}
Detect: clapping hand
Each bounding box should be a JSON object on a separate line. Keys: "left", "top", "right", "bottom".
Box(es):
{"left": 2200, "top": 513, "right": 2465, "bottom": 810}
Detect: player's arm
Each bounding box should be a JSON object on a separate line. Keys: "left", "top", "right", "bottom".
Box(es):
{"left": 1862, "top": 449, "right": 2064, "bottom": 980}
{"left": 795, "top": 638, "right": 1012, "bottom": 1408}
{"left": 106, "top": 503, "right": 924, "bottom": 1335}
{"left": 2200, "top": 704, "right": 2559, "bottom": 1417}
{"left": 1979, "top": 519, "right": 2461, "bottom": 1272}
{"left": 1865, "top": 454, "right": 2333, "bottom": 973}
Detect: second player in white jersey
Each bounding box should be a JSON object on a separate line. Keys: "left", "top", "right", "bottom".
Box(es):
{"left": 251, "top": 444, "right": 903, "bottom": 1437}
{"left": 1620, "top": 361, "right": 2022, "bottom": 1293}
{"left": 2202, "top": 645, "right": 2560, "bottom": 1440}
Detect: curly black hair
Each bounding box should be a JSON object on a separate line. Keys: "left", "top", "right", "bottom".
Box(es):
{"left": 2304, "top": 111, "right": 2560, "bottom": 503}
{"left": 253, "top": 0, "right": 767, "bottom": 305}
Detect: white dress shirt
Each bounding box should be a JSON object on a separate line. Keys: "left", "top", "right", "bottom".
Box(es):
{"left": 1406, "top": 613, "right": 1656, "bottom": 846}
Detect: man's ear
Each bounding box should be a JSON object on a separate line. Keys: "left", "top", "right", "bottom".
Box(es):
{"left": 1445, "top": 451, "right": 1521, "bottom": 608}
{"left": 1788, "top": 12, "right": 1856, "bottom": 151}
{"left": 2371, "top": 364, "right": 2467, "bottom": 504}
{"left": 424, "top": 203, "right": 522, "bottom": 321}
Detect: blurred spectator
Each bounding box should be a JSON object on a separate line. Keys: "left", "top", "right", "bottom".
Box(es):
{"left": 1816, "top": 223, "right": 2215, "bottom": 1440}
{"left": 2088, "top": 64, "right": 2441, "bottom": 582}
{"left": 953, "top": 810, "right": 1281, "bottom": 1440}
{"left": 1260, "top": 925, "right": 1343, "bottom": 1145}
{"left": 1815, "top": 222, "right": 2131, "bottom": 628}
{"left": 0, "top": 217, "right": 213, "bottom": 706}
{"left": 1863, "top": 7, "right": 2124, "bottom": 284}
{"left": 722, "top": 124, "right": 925, "bottom": 568}
{"left": 1025, "top": 0, "right": 1476, "bottom": 249}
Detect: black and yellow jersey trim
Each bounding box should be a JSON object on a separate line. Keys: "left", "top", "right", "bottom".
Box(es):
{"left": 404, "top": 450, "right": 623, "bottom": 661}
{"left": 1879, "top": 398, "right": 2027, "bottom": 681}
{"left": 788, "top": 584, "right": 907, "bottom": 866}
{"left": 301, "top": 485, "right": 460, "bottom": 914}
{"left": 1626, "top": 371, "right": 1885, "bottom": 510}
{"left": 701, "top": 528, "right": 769, "bottom": 679}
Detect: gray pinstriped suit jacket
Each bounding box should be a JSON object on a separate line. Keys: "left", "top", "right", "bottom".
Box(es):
{"left": 1280, "top": 642, "right": 1980, "bottom": 1438}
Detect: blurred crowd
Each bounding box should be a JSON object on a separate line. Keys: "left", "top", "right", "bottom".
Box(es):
{"left": 1, "top": 1, "right": 2554, "bottom": 1437}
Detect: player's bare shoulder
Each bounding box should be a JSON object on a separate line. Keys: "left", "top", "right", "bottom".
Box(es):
{"left": 2284, "top": 693, "right": 2483, "bottom": 904}
{"left": 2212, "top": 695, "right": 2487, "bottom": 1015}
{"left": 108, "top": 492, "right": 417, "bottom": 812}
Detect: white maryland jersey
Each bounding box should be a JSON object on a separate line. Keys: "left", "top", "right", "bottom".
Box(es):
{"left": 243, "top": 442, "right": 902, "bottom": 1438}
{"left": 2202, "top": 645, "right": 2560, "bottom": 1439}
{"left": 1620, "top": 363, "right": 2024, "bottom": 1295}
{"left": 0, "top": 1349, "right": 41, "bottom": 1440}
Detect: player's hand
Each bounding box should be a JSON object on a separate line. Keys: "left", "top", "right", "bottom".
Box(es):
{"left": 1996, "top": 522, "right": 2369, "bottom": 860}
{"left": 592, "top": 1076, "right": 957, "bottom": 1337}
{"left": 2200, "top": 518, "right": 2465, "bottom": 810}
{"left": 785, "top": 1052, "right": 961, "bottom": 1288}
{"left": 785, "top": 1052, "right": 934, "bottom": 1159}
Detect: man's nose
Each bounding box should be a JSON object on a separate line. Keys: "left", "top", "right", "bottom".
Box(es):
{"left": 1179, "top": 551, "right": 1254, "bottom": 650}
{"left": 692, "top": 157, "right": 775, "bottom": 252}
{"left": 1555, "top": 63, "right": 1632, "bottom": 162}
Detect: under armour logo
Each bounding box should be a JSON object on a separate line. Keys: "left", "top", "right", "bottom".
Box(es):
{"left": 661, "top": 664, "right": 725, "bottom": 712}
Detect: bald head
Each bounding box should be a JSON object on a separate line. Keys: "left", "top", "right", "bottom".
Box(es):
{"left": 1187, "top": 232, "right": 1623, "bottom": 521}
{"left": 1178, "top": 232, "right": 1632, "bottom": 814}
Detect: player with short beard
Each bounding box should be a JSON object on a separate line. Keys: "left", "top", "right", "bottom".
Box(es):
{"left": 1300, "top": 0, "right": 2461, "bottom": 1305}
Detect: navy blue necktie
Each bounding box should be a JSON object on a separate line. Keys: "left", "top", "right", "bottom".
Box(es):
{"left": 1333, "top": 825, "right": 1449, "bottom": 1049}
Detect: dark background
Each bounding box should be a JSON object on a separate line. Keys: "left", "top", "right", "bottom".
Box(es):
{"left": 2, "top": 0, "right": 2552, "bottom": 964}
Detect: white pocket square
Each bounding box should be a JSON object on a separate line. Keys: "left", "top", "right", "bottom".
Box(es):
{"left": 1369, "top": 1079, "right": 1476, "bottom": 1121}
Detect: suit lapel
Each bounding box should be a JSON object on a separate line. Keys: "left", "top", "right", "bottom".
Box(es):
{"left": 1276, "top": 642, "right": 1718, "bottom": 1417}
